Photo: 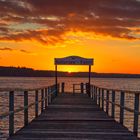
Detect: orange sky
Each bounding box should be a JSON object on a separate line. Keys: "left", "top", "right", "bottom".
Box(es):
{"left": 0, "top": 0, "right": 140, "bottom": 74}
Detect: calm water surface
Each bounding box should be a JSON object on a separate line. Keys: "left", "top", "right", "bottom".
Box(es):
{"left": 0, "top": 77, "right": 140, "bottom": 139}
{"left": 0, "top": 77, "right": 140, "bottom": 91}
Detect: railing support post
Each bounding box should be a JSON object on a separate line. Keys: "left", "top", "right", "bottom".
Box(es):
{"left": 93, "top": 86, "right": 96, "bottom": 102}
{"left": 45, "top": 88, "right": 48, "bottom": 109}
{"left": 9, "top": 91, "right": 14, "bottom": 136}
{"left": 41, "top": 89, "right": 44, "bottom": 112}
{"left": 106, "top": 90, "right": 109, "bottom": 115}
{"left": 57, "top": 84, "right": 59, "bottom": 94}
{"left": 120, "top": 91, "right": 125, "bottom": 125}
{"left": 111, "top": 90, "right": 115, "bottom": 118}
{"left": 48, "top": 87, "right": 51, "bottom": 104}
{"left": 61, "top": 82, "right": 65, "bottom": 93}
{"left": 73, "top": 84, "right": 75, "bottom": 94}
{"left": 86, "top": 83, "right": 87, "bottom": 94}
{"left": 81, "top": 83, "right": 84, "bottom": 94}
{"left": 133, "top": 93, "right": 139, "bottom": 136}
{"left": 91, "top": 85, "right": 94, "bottom": 99}
{"left": 98, "top": 88, "right": 101, "bottom": 107}
{"left": 97, "top": 87, "right": 98, "bottom": 104}
{"left": 35, "top": 90, "right": 38, "bottom": 118}
{"left": 95, "top": 87, "right": 97, "bottom": 104}
{"left": 24, "top": 91, "right": 28, "bottom": 126}
{"left": 102, "top": 89, "right": 104, "bottom": 110}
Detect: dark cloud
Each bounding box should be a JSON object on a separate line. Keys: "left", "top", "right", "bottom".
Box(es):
{"left": 0, "top": 0, "right": 140, "bottom": 44}
{"left": 0, "top": 29, "right": 66, "bottom": 45}
{"left": 22, "top": 0, "right": 140, "bottom": 20}
{"left": 20, "top": 49, "right": 30, "bottom": 53}
{"left": 0, "top": 47, "right": 32, "bottom": 54}
{"left": 0, "top": 47, "right": 13, "bottom": 51}
{"left": 0, "top": 27, "right": 9, "bottom": 33}
{"left": 0, "top": 0, "right": 32, "bottom": 17}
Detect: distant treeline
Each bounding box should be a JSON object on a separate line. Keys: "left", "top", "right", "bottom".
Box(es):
{"left": 0, "top": 66, "right": 140, "bottom": 78}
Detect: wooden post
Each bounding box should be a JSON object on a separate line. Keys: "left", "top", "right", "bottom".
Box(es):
{"left": 94, "top": 86, "right": 96, "bottom": 101}
{"left": 50, "top": 86, "right": 53, "bottom": 102}
{"left": 50, "top": 86, "right": 53, "bottom": 99}
{"left": 96, "top": 87, "right": 98, "bottom": 104}
{"left": 35, "top": 90, "right": 38, "bottom": 118}
{"left": 91, "top": 85, "right": 94, "bottom": 99}
{"left": 86, "top": 83, "right": 89, "bottom": 96}
{"left": 58, "top": 83, "right": 60, "bottom": 93}
{"left": 133, "top": 93, "right": 139, "bottom": 136}
{"left": 48, "top": 87, "right": 51, "bottom": 104}
{"left": 73, "top": 84, "right": 75, "bottom": 94}
{"left": 111, "top": 90, "right": 115, "bottom": 118}
{"left": 55, "top": 65, "right": 58, "bottom": 96}
{"left": 47, "top": 87, "right": 49, "bottom": 106}
{"left": 95, "top": 87, "right": 97, "bottom": 104}
{"left": 98, "top": 88, "right": 101, "bottom": 107}
{"left": 24, "top": 91, "right": 28, "bottom": 126}
{"left": 88, "top": 65, "right": 91, "bottom": 96}
{"left": 106, "top": 90, "right": 109, "bottom": 115}
{"left": 81, "top": 83, "right": 84, "bottom": 94}
{"left": 41, "top": 89, "right": 44, "bottom": 112}
{"left": 61, "top": 82, "right": 65, "bottom": 93}
{"left": 102, "top": 89, "right": 104, "bottom": 110}
{"left": 120, "top": 91, "right": 125, "bottom": 125}
{"left": 52, "top": 85, "right": 54, "bottom": 99}
{"left": 45, "top": 88, "right": 48, "bottom": 109}
{"left": 9, "top": 91, "right": 14, "bottom": 136}
{"left": 97, "top": 87, "right": 99, "bottom": 104}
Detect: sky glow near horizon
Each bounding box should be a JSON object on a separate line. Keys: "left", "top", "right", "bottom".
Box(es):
{"left": 0, "top": 0, "right": 140, "bottom": 74}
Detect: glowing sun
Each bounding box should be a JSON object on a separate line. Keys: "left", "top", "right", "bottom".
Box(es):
{"left": 68, "top": 71, "right": 72, "bottom": 74}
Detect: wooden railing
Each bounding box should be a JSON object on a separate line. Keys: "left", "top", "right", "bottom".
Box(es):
{"left": 73, "top": 83, "right": 85, "bottom": 94}
{"left": 0, "top": 84, "right": 60, "bottom": 137}
{"left": 1, "top": 82, "right": 139, "bottom": 138}
{"left": 73, "top": 83, "right": 90, "bottom": 94}
{"left": 72, "top": 83, "right": 140, "bottom": 137}
{"left": 90, "top": 85, "right": 140, "bottom": 137}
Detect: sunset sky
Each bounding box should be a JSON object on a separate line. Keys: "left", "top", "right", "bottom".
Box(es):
{"left": 0, "top": 0, "right": 140, "bottom": 73}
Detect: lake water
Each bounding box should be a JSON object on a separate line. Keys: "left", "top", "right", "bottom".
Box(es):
{"left": 0, "top": 77, "right": 140, "bottom": 139}
{"left": 0, "top": 77, "right": 140, "bottom": 91}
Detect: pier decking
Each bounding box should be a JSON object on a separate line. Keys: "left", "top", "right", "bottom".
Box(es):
{"left": 8, "top": 93, "right": 139, "bottom": 140}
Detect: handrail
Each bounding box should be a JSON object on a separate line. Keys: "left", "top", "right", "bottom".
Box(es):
{"left": 90, "top": 84, "right": 140, "bottom": 137}
{"left": 0, "top": 86, "right": 55, "bottom": 92}
{"left": 73, "top": 84, "right": 86, "bottom": 90}
{"left": 72, "top": 83, "right": 140, "bottom": 94}
{"left": 73, "top": 83, "right": 86, "bottom": 94}
{"left": 0, "top": 84, "right": 59, "bottom": 138}
{"left": 0, "top": 95, "right": 49, "bottom": 119}
{"left": 92, "top": 85, "right": 140, "bottom": 94}
{"left": 102, "top": 97, "right": 140, "bottom": 114}
{"left": 72, "top": 83, "right": 140, "bottom": 137}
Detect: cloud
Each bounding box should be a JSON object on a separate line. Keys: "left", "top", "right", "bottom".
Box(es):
{"left": 0, "top": 47, "right": 13, "bottom": 51}
{"left": 0, "top": 27, "right": 9, "bottom": 33}
{"left": 0, "top": 0, "right": 140, "bottom": 45}
{"left": 0, "top": 29, "right": 66, "bottom": 45}
{"left": 0, "top": 47, "right": 35, "bottom": 55}
{"left": 20, "top": 49, "right": 30, "bottom": 53}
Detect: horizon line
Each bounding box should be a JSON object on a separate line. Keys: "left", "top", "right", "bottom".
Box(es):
{"left": 0, "top": 65, "right": 140, "bottom": 75}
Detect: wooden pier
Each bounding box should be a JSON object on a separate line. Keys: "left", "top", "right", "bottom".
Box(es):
{"left": 0, "top": 83, "right": 140, "bottom": 140}
{"left": 8, "top": 93, "right": 139, "bottom": 139}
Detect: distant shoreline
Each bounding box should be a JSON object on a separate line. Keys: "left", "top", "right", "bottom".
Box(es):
{"left": 0, "top": 76, "right": 140, "bottom": 79}
{"left": 0, "top": 66, "right": 140, "bottom": 78}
